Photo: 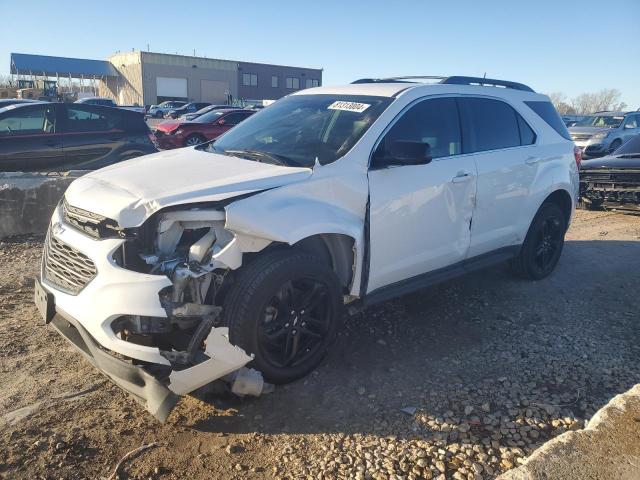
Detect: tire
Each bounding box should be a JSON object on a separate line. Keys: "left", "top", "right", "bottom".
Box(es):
{"left": 511, "top": 202, "right": 566, "bottom": 280}
{"left": 609, "top": 139, "right": 622, "bottom": 153}
{"left": 155, "top": 111, "right": 164, "bottom": 119}
{"left": 222, "top": 249, "right": 343, "bottom": 384}
{"left": 184, "top": 134, "right": 206, "bottom": 147}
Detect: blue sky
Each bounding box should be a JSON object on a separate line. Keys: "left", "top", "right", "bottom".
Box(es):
{"left": 2, "top": 0, "right": 639, "bottom": 107}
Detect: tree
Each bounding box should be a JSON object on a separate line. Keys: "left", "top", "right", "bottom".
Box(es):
{"left": 0, "top": 74, "right": 12, "bottom": 88}
{"left": 548, "top": 92, "right": 575, "bottom": 115}
{"left": 570, "top": 89, "right": 627, "bottom": 114}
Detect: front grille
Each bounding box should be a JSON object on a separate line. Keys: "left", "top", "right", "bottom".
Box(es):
{"left": 571, "top": 134, "right": 592, "bottom": 142}
{"left": 63, "top": 199, "right": 122, "bottom": 239}
{"left": 43, "top": 231, "right": 97, "bottom": 295}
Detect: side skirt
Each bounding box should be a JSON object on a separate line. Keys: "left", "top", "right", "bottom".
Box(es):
{"left": 355, "top": 245, "right": 520, "bottom": 311}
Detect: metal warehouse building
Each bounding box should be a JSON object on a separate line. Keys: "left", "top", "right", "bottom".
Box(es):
{"left": 10, "top": 51, "right": 322, "bottom": 106}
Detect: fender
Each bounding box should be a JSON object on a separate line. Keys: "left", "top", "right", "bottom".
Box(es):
{"left": 225, "top": 165, "right": 369, "bottom": 296}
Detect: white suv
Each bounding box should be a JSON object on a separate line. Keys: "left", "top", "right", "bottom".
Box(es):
{"left": 35, "top": 76, "right": 580, "bottom": 420}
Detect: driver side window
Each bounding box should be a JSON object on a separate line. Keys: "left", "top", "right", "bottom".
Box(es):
{"left": 374, "top": 97, "right": 461, "bottom": 166}
{"left": 0, "top": 105, "right": 56, "bottom": 136}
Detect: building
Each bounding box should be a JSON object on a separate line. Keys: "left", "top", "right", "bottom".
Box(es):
{"left": 10, "top": 51, "right": 322, "bottom": 106}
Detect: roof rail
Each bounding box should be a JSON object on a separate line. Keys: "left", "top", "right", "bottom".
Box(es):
{"left": 440, "top": 76, "right": 535, "bottom": 92}
{"left": 351, "top": 75, "right": 535, "bottom": 92}
{"left": 351, "top": 76, "right": 446, "bottom": 84}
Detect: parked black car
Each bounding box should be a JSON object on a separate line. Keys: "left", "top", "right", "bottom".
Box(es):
{"left": 0, "top": 99, "right": 43, "bottom": 108}
{"left": 0, "top": 102, "right": 157, "bottom": 171}
{"left": 580, "top": 134, "right": 640, "bottom": 212}
{"left": 165, "top": 102, "right": 211, "bottom": 119}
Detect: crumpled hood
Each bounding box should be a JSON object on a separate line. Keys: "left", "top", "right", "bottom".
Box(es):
{"left": 64, "top": 148, "right": 312, "bottom": 227}
{"left": 569, "top": 126, "right": 611, "bottom": 136}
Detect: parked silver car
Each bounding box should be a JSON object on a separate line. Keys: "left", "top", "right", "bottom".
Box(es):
{"left": 569, "top": 111, "right": 640, "bottom": 158}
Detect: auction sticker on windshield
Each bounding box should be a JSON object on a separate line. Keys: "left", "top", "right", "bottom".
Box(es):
{"left": 328, "top": 101, "right": 370, "bottom": 113}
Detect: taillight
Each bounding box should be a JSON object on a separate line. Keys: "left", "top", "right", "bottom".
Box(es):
{"left": 573, "top": 145, "right": 582, "bottom": 168}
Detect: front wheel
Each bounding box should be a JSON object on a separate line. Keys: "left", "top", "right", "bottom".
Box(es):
{"left": 511, "top": 202, "right": 566, "bottom": 280}
{"left": 222, "top": 250, "right": 343, "bottom": 384}
{"left": 184, "top": 134, "right": 206, "bottom": 147}
{"left": 608, "top": 139, "right": 622, "bottom": 153}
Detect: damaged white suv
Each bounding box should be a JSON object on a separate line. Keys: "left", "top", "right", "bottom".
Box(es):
{"left": 35, "top": 76, "right": 580, "bottom": 421}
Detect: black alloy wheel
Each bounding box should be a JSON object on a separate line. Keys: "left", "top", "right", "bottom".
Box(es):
{"left": 223, "top": 250, "right": 342, "bottom": 384}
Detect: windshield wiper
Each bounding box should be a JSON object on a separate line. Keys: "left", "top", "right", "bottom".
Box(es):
{"left": 222, "top": 149, "right": 289, "bottom": 166}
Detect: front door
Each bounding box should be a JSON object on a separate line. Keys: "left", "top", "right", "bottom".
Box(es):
{"left": 367, "top": 97, "right": 477, "bottom": 293}
{"left": 0, "top": 103, "right": 63, "bottom": 171}
{"left": 61, "top": 104, "right": 127, "bottom": 169}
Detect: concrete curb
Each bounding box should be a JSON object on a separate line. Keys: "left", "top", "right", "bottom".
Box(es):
{"left": 498, "top": 384, "right": 640, "bottom": 480}
{"left": 0, "top": 171, "right": 89, "bottom": 238}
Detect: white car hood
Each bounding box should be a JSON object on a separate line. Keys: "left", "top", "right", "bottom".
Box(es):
{"left": 65, "top": 148, "right": 312, "bottom": 227}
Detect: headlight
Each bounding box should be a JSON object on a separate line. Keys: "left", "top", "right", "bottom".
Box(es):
{"left": 592, "top": 131, "right": 609, "bottom": 140}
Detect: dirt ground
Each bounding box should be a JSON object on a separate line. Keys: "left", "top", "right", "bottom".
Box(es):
{"left": 1, "top": 210, "right": 639, "bottom": 480}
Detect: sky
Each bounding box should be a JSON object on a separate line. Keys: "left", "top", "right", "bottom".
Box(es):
{"left": 1, "top": 0, "right": 639, "bottom": 108}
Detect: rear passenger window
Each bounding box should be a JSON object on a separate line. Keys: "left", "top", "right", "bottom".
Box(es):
{"left": 376, "top": 97, "right": 461, "bottom": 163}
{"left": 458, "top": 98, "right": 520, "bottom": 153}
{"left": 517, "top": 115, "right": 536, "bottom": 145}
{"left": 65, "top": 106, "right": 126, "bottom": 133}
{"left": 524, "top": 101, "right": 571, "bottom": 140}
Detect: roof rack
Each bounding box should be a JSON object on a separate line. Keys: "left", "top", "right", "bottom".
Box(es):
{"left": 351, "top": 75, "right": 535, "bottom": 93}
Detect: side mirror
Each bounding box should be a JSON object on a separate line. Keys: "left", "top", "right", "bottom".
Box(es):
{"left": 380, "top": 140, "right": 432, "bottom": 167}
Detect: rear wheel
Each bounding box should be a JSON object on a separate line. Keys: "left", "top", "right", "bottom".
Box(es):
{"left": 223, "top": 250, "right": 342, "bottom": 384}
{"left": 184, "top": 134, "right": 206, "bottom": 147}
{"left": 511, "top": 202, "right": 566, "bottom": 280}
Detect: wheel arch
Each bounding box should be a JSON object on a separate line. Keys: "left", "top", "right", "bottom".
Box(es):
{"left": 543, "top": 188, "right": 573, "bottom": 227}
{"left": 293, "top": 233, "right": 356, "bottom": 293}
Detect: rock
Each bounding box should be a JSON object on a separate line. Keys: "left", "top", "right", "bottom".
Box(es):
{"left": 357, "top": 386, "right": 366, "bottom": 395}
{"left": 225, "top": 444, "right": 244, "bottom": 454}
{"left": 481, "top": 403, "right": 491, "bottom": 413}
{"left": 401, "top": 406, "right": 417, "bottom": 416}
{"left": 464, "top": 406, "right": 474, "bottom": 415}
{"left": 435, "top": 460, "right": 446, "bottom": 473}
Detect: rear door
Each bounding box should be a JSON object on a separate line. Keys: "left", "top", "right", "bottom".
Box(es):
{"left": 60, "top": 104, "right": 128, "bottom": 168}
{"left": 458, "top": 97, "right": 538, "bottom": 257}
{"left": 0, "top": 103, "right": 64, "bottom": 171}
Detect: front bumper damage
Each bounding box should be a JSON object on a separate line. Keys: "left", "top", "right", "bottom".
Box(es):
{"left": 38, "top": 203, "right": 270, "bottom": 421}
{"left": 580, "top": 168, "right": 640, "bottom": 212}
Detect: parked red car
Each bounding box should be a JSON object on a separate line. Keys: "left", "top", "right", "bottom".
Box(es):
{"left": 152, "top": 109, "right": 255, "bottom": 149}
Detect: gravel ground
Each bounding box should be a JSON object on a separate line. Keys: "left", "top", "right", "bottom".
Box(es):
{"left": 0, "top": 209, "right": 639, "bottom": 480}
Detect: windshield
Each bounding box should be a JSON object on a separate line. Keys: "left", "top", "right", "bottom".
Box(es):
{"left": 193, "top": 111, "right": 225, "bottom": 123}
{"left": 203, "top": 94, "right": 392, "bottom": 167}
{"left": 614, "top": 135, "right": 640, "bottom": 155}
{"left": 576, "top": 115, "right": 624, "bottom": 128}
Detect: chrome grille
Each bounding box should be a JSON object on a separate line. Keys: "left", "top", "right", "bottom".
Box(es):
{"left": 43, "top": 231, "right": 97, "bottom": 295}
{"left": 571, "top": 134, "right": 592, "bottom": 142}
{"left": 63, "top": 199, "right": 121, "bottom": 239}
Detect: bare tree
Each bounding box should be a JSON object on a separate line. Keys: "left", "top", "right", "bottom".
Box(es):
{"left": 547, "top": 92, "right": 576, "bottom": 115}
{"left": 0, "top": 74, "right": 13, "bottom": 88}
{"left": 570, "top": 89, "right": 627, "bottom": 114}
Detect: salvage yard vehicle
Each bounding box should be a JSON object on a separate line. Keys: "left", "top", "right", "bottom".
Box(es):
{"left": 165, "top": 102, "right": 211, "bottom": 119}
{"left": 580, "top": 133, "right": 640, "bottom": 212}
{"left": 147, "top": 101, "right": 187, "bottom": 119}
{"left": 34, "top": 76, "right": 579, "bottom": 421}
{"left": 0, "top": 102, "right": 156, "bottom": 171}
{"left": 152, "top": 108, "right": 255, "bottom": 148}
{"left": 569, "top": 111, "right": 640, "bottom": 158}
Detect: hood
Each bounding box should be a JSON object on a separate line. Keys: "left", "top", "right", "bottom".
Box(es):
{"left": 64, "top": 148, "right": 312, "bottom": 227}
{"left": 569, "top": 126, "right": 611, "bottom": 136}
{"left": 581, "top": 154, "right": 640, "bottom": 170}
{"left": 155, "top": 120, "right": 181, "bottom": 132}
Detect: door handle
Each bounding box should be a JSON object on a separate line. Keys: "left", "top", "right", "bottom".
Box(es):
{"left": 451, "top": 171, "right": 473, "bottom": 183}
{"left": 525, "top": 156, "right": 540, "bottom": 165}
